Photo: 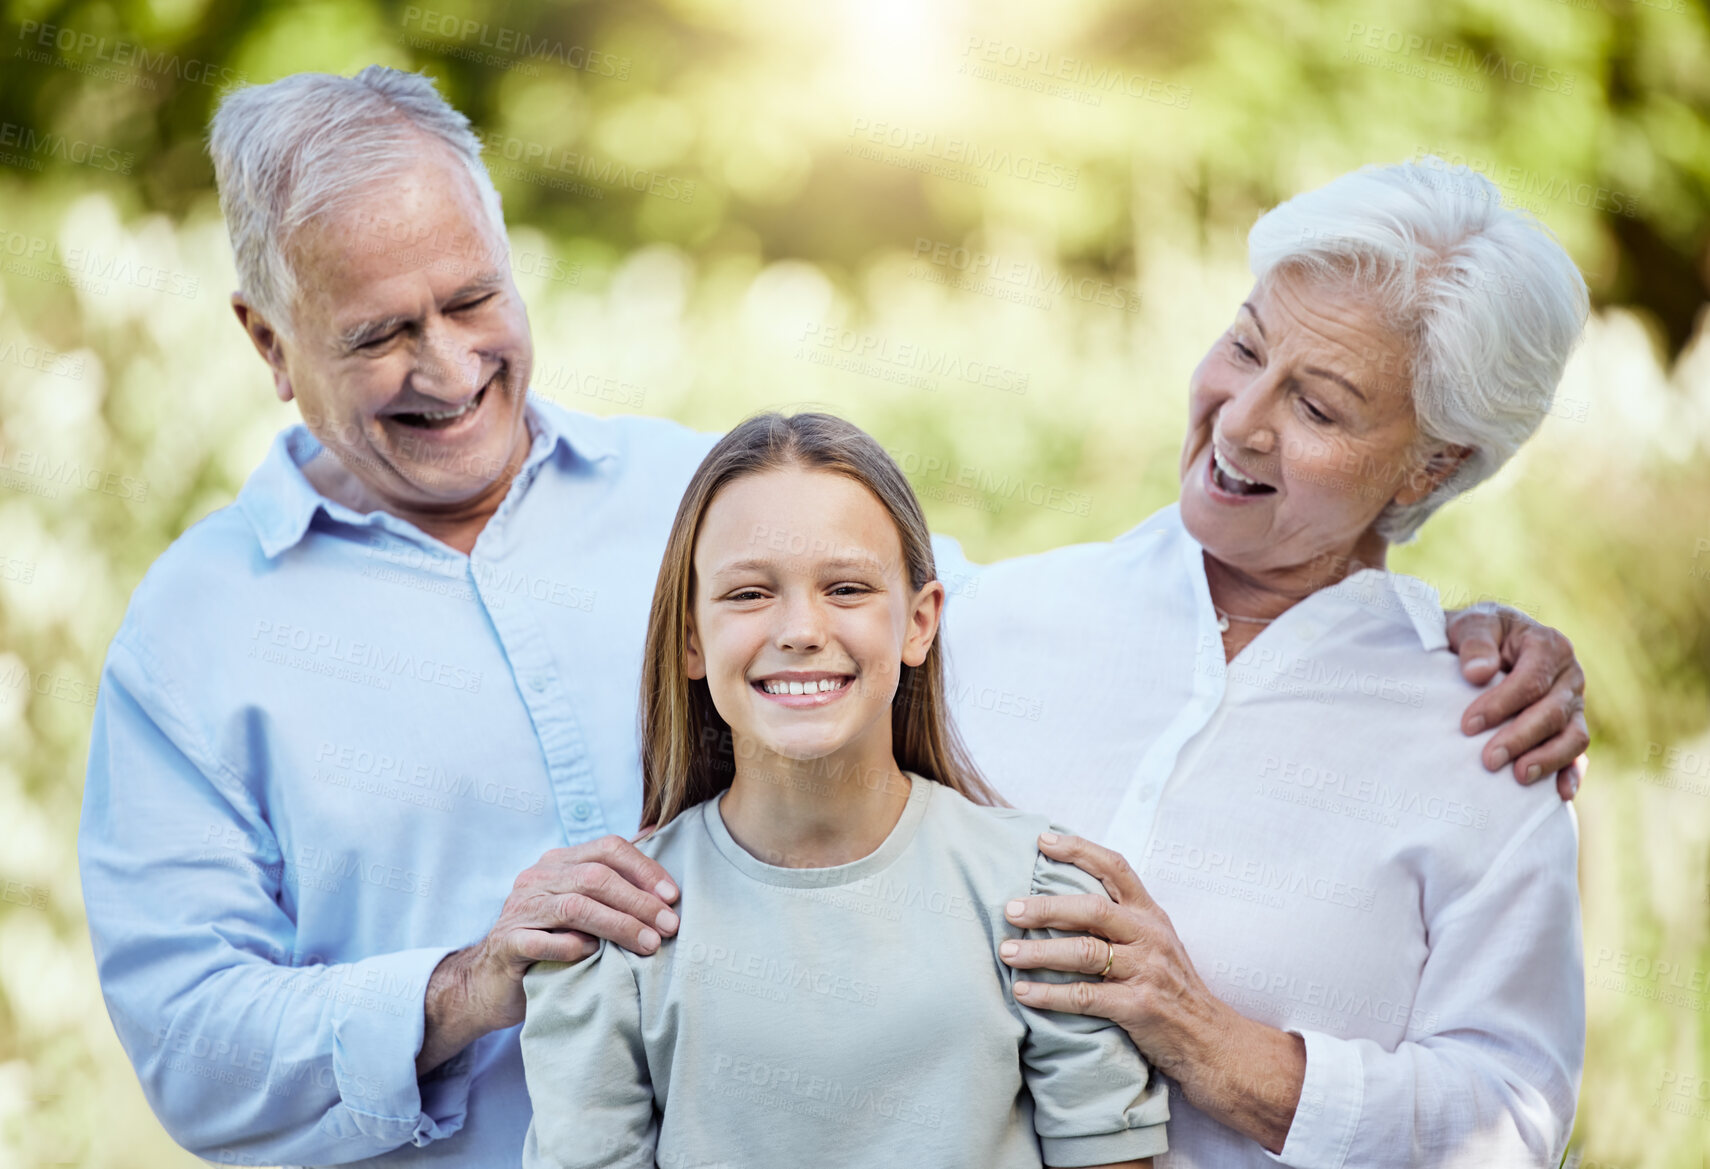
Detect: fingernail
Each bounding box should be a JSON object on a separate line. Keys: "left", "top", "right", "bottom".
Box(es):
{"left": 1006, "top": 900, "right": 1026, "bottom": 918}
{"left": 1569, "top": 773, "right": 1580, "bottom": 797}
{"left": 1000, "top": 941, "right": 1019, "bottom": 958}
{"left": 1039, "top": 832, "right": 1059, "bottom": 844}
{"left": 1014, "top": 981, "right": 1033, "bottom": 996}
{"left": 1469, "top": 657, "right": 1496, "bottom": 673}
{"left": 1526, "top": 764, "right": 1541, "bottom": 783}
{"left": 639, "top": 927, "right": 661, "bottom": 950}
{"left": 1489, "top": 747, "right": 1509, "bottom": 770}
{"left": 1465, "top": 715, "right": 1485, "bottom": 735}
{"left": 657, "top": 908, "right": 680, "bottom": 933}
{"left": 656, "top": 880, "right": 678, "bottom": 901}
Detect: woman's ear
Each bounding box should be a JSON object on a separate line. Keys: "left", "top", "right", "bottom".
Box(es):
{"left": 901, "top": 580, "right": 947, "bottom": 669}
{"left": 1397, "top": 443, "right": 1474, "bottom": 506}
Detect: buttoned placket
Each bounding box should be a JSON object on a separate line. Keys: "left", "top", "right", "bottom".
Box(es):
{"left": 1103, "top": 532, "right": 1351, "bottom": 865}
{"left": 466, "top": 447, "right": 610, "bottom": 845}
{"left": 310, "top": 429, "right": 613, "bottom": 847}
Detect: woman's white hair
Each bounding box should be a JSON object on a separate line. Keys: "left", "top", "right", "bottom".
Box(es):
{"left": 208, "top": 65, "right": 507, "bottom": 337}
{"left": 1247, "top": 158, "right": 1589, "bottom": 543}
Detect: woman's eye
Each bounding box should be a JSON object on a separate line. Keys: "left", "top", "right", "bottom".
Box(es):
{"left": 1303, "top": 399, "right": 1333, "bottom": 424}
{"left": 1231, "top": 338, "right": 1257, "bottom": 362}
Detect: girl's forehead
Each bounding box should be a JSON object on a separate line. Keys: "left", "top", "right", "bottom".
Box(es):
{"left": 695, "top": 468, "right": 907, "bottom": 575}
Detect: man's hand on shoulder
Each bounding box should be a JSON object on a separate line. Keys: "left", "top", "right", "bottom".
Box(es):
{"left": 416, "top": 834, "right": 680, "bottom": 1075}
{"left": 1445, "top": 602, "right": 1589, "bottom": 802}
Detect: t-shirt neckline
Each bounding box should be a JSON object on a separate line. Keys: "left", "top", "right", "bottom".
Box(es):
{"left": 702, "top": 770, "right": 934, "bottom": 888}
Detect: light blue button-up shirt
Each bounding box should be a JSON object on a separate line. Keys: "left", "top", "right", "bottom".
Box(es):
{"left": 79, "top": 398, "right": 717, "bottom": 1167}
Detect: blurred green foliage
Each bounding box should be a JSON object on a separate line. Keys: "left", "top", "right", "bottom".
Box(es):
{"left": 1, "top": 0, "right": 1707, "bottom": 1165}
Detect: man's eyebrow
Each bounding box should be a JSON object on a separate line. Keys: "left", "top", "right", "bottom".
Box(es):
{"left": 1239, "top": 301, "right": 1266, "bottom": 340}
{"left": 337, "top": 272, "right": 507, "bottom": 351}
{"left": 1303, "top": 365, "right": 1370, "bottom": 403}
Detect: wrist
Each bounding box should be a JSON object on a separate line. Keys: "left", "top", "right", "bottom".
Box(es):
{"left": 417, "top": 946, "right": 519, "bottom": 1076}
{"left": 1176, "top": 1010, "right": 1305, "bottom": 1154}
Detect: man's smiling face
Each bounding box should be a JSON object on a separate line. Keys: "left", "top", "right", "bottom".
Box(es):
{"left": 263, "top": 137, "right": 534, "bottom": 515}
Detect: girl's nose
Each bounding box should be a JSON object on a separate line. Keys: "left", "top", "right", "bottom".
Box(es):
{"left": 776, "top": 596, "right": 826, "bottom": 653}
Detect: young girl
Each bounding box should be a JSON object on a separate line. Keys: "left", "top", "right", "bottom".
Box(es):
{"left": 519, "top": 412, "right": 1168, "bottom": 1168}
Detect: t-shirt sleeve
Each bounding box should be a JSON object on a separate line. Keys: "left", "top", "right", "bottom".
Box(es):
{"left": 1015, "top": 830, "right": 1171, "bottom": 1166}
{"left": 520, "top": 947, "right": 658, "bottom": 1169}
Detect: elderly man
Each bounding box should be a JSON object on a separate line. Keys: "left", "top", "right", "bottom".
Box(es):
{"left": 79, "top": 66, "right": 1587, "bottom": 1167}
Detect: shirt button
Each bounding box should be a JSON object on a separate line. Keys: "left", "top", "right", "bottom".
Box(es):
{"left": 529, "top": 675, "right": 547, "bottom": 692}
{"left": 571, "top": 801, "right": 593, "bottom": 821}
{"left": 1137, "top": 783, "right": 1159, "bottom": 801}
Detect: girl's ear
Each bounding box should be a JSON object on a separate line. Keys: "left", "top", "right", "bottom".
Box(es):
{"left": 901, "top": 579, "right": 946, "bottom": 669}
{"left": 684, "top": 614, "right": 708, "bottom": 680}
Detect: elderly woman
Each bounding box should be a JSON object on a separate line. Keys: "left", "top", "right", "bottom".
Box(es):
{"left": 939, "top": 160, "right": 1587, "bottom": 1167}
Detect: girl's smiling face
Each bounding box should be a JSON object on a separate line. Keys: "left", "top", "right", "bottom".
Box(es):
{"left": 685, "top": 466, "right": 943, "bottom": 773}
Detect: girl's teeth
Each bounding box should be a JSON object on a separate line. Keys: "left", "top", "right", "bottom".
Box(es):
{"left": 761, "top": 678, "right": 846, "bottom": 695}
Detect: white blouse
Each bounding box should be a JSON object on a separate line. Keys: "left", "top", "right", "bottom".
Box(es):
{"left": 936, "top": 503, "right": 1583, "bottom": 1169}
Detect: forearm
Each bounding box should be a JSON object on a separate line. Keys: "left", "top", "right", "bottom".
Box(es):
{"left": 1163, "top": 1002, "right": 1306, "bottom": 1154}
{"left": 103, "top": 947, "right": 465, "bottom": 1163}
{"left": 417, "top": 945, "right": 520, "bottom": 1076}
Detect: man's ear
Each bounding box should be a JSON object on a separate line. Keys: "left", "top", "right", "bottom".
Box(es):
{"left": 232, "top": 293, "right": 295, "bottom": 403}
{"left": 1397, "top": 443, "right": 1474, "bottom": 507}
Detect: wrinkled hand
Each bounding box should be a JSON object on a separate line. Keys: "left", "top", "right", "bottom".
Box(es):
{"left": 998, "top": 832, "right": 1219, "bottom": 1077}
{"left": 1000, "top": 832, "right": 1306, "bottom": 1153}
{"left": 1445, "top": 602, "right": 1589, "bottom": 801}
{"left": 418, "top": 832, "right": 679, "bottom": 1074}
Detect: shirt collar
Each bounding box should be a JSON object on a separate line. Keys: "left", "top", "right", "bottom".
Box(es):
{"left": 1154, "top": 501, "right": 1448, "bottom": 653}
{"left": 237, "top": 394, "right": 616, "bottom": 559}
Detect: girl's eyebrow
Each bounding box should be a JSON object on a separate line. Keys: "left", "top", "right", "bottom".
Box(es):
{"left": 708, "top": 553, "right": 886, "bottom": 577}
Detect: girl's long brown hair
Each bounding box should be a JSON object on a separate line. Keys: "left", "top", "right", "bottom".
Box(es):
{"left": 639, "top": 412, "right": 1003, "bottom": 829}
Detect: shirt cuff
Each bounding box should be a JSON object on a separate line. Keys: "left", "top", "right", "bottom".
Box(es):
{"left": 1040, "top": 1122, "right": 1169, "bottom": 1167}
{"left": 1268, "top": 1029, "right": 1362, "bottom": 1169}
{"left": 327, "top": 945, "right": 471, "bottom": 1148}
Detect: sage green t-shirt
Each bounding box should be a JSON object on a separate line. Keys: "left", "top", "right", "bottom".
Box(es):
{"left": 520, "top": 771, "right": 1169, "bottom": 1168}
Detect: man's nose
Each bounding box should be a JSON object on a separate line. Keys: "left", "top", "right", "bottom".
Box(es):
{"left": 415, "top": 323, "right": 482, "bottom": 398}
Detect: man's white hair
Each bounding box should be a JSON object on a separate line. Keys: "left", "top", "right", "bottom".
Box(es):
{"left": 1246, "top": 158, "right": 1589, "bottom": 543}
{"left": 208, "top": 64, "right": 507, "bottom": 337}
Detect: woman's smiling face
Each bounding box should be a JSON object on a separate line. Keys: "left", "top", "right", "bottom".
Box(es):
{"left": 1178, "top": 266, "right": 1445, "bottom": 577}
{"left": 685, "top": 466, "right": 942, "bottom": 772}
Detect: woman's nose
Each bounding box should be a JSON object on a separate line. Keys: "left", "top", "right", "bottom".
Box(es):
{"left": 1217, "top": 380, "right": 1280, "bottom": 455}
